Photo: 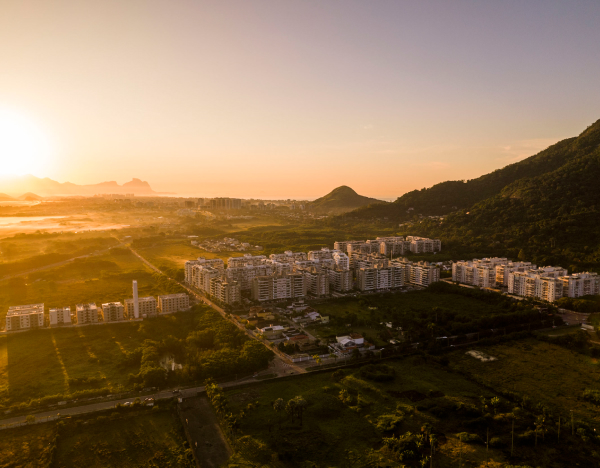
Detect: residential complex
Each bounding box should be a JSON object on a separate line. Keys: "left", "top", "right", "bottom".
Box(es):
{"left": 185, "top": 235, "right": 441, "bottom": 304}
{"left": 49, "top": 307, "right": 72, "bottom": 326}
{"left": 124, "top": 296, "right": 158, "bottom": 318}
{"left": 452, "top": 257, "right": 600, "bottom": 302}
{"left": 76, "top": 303, "right": 100, "bottom": 324}
{"left": 6, "top": 304, "right": 45, "bottom": 331}
{"left": 158, "top": 293, "right": 190, "bottom": 314}
{"left": 101, "top": 302, "right": 125, "bottom": 322}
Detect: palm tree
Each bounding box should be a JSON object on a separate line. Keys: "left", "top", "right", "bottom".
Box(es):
{"left": 273, "top": 398, "right": 285, "bottom": 430}
{"left": 285, "top": 398, "right": 297, "bottom": 424}
{"left": 293, "top": 396, "right": 308, "bottom": 426}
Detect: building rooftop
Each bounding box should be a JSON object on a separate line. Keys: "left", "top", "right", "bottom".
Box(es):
{"left": 7, "top": 304, "right": 44, "bottom": 316}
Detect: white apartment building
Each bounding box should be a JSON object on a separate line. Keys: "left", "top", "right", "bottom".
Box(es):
{"left": 158, "top": 294, "right": 190, "bottom": 314}
{"left": 333, "top": 240, "right": 365, "bottom": 254}
{"left": 269, "top": 260, "right": 294, "bottom": 275}
{"left": 406, "top": 236, "right": 442, "bottom": 253}
{"left": 269, "top": 251, "right": 307, "bottom": 263}
{"left": 495, "top": 262, "right": 536, "bottom": 287}
{"left": 101, "top": 302, "right": 125, "bottom": 322}
{"left": 251, "top": 274, "right": 306, "bottom": 302}
{"left": 210, "top": 278, "right": 241, "bottom": 305}
{"left": 225, "top": 264, "right": 277, "bottom": 290}
{"left": 124, "top": 296, "right": 157, "bottom": 318}
{"left": 308, "top": 248, "right": 341, "bottom": 261}
{"left": 561, "top": 272, "right": 600, "bottom": 298}
{"left": 302, "top": 268, "right": 330, "bottom": 297}
{"left": 6, "top": 304, "right": 45, "bottom": 331}
{"left": 350, "top": 253, "right": 389, "bottom": 270}
{"left": 392, "top": 259, "right": 440, "bottom": 287}
{"left": 376, "top": 237, "right": 412, "bottom": 256}
{"left": 192, "top": 265, "right": 222, "bottom": 292}
{"left": 76, "top": 303, "right": 99, "bottom": 324}
{"left": 453, "top": 258, "right": 509, "bottom": 288}
{"left": 49, "top": 307, "right": 72, "bottom": 326}
{"left": 357, "top": 266, "right": 404, "bottom": 292}
{"left": 332, "top": 251, "right": 350, "bottom": 270}
{"left": 327, "top": 268, "right": 353, "bottom": 292}
{"left": 228, "top": 254, "right": 267, "bottom": 268}
{"left": 185, "top": 258, "right": 225, "bottom": 284}
{"left": 347, "top": 242, "right": 381, "bottom": 255}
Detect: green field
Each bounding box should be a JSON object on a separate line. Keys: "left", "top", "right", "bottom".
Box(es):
{"left": 307, "top": 285, "right": 532, "bottom": 346}
{"left": 134, "top": 239, "right": 245, "bottom": 271}
{"left": 54, "top": 409, "right": 193, "bottom": 468}
{"left": 0, "top": 421, "right": 56, "bottom": 467}
{"left": 0, "top": 248, "right": 185, "bottom": 324}
{"left": 450, "top": 339, "right": 600, "bottom": 423}
{"left": 0, "top": 313, "right": 199, "bottom": 407}
{"left": 225, "top": 358, "right": 507, "bottom": 467}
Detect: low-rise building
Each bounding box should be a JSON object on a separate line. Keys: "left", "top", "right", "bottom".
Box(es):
{"left": 257, "top": 325, "right": 286, "bottom": 339}
{"left": 101, "top": 302, "right": 125, "bottom": 322}
{"left": 158, "top": 293, "right": 190, "bottom": 314}
{"left": 6, "top": 303, "right": 45, "bottom": 331}
{"left": 49, "top": 306, "right": 72, "bottom": 326}
{"left": 76, "top": 303, "right": 99, "bottom": 324}
{"left": 124, "top": 296, "right": 157, "bottom": 318}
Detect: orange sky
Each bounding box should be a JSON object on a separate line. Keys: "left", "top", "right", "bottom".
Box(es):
{"left": 1, "top": 1, "right": 599, "bottom": 199}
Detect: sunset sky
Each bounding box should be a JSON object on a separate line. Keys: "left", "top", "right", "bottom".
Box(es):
{"left": 1, "top": 0, "right": 599, "bottom": 199}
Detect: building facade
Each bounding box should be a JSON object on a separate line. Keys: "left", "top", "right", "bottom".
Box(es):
{"left": 76, "top": 303, "right": 99, "bottom": 324}
{"left": 6, "top": 304, "right": 45, "bottom": 331}
{"left": 101, "top": 302, "right": 125, "bottom": 322}
{"left": 49, "top": 307, "right": 72, "bottom": 326}
{"left": 158, "top": 293, "right": 190, "bottom": 314}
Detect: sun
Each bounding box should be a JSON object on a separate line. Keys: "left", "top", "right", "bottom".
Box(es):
{"left": 0, "top": 108, "right": 54, "bottom": 177}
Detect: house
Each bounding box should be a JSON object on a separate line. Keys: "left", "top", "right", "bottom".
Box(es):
{"left": 287, "top": 334, "right": 310, "bottom": 346}
{"left": 257, "top": 325, "right": 286, "bottom": 340}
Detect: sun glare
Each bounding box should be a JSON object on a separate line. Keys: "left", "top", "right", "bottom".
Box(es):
{"left": 0, "top": 108, "right": 54, "bottom": 177}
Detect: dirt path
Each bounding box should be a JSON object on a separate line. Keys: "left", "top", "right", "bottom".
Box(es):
{"left": 179, "top": 396, "right": 232, "bottom": 468}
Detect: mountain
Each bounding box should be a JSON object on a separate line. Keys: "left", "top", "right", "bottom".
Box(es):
{"left": 0, "top": 193, "right": 15, "bottom": 201}
{"left": 351, "top": 118, "right": 600, "bottom": 269}
{"left": 0, "top": 175, "right": 157, "bottom": 197}
{"left": 17, "top": 192, "right": 43, "bottom": 201}
{"left": 309, "top": 186, "right": 386, "bottom": 214}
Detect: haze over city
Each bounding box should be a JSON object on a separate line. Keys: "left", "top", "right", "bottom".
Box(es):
{"left": 1, "top": 0, "right": 600, "bottom": 198}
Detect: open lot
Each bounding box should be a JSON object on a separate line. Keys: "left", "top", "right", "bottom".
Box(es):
{"left": 0, "top": 312, "right": 199, "bottom": 407}
{"left": 0, "top": 421, "right": 56, "bottom": 467}
{"left": 0, "top": 248, "right": 185, "bottom": 324}
{"left": 450, "top": 339, "right": 600, "bottom": 423}
{"left": 54, "top": 409, "right": 193, "bottom": 468}
{"left": 226, "top": 357, "right": 508, "bottom": 467}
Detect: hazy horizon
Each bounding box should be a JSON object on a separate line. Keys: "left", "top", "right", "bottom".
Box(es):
{"left": 1, "top": 0, "right": 599, "bottom": 198}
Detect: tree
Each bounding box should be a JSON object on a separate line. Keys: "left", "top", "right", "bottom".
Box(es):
{"left": 236, "top": 435, "right": 272, "bottom": 467}
{"left": 293, "top": 396, "right": 308, "bottom": 426}
{"left": 273, "top": 398, "right": 285, "bottom": 430}
{"left": 25, "top": 415, "right": 35, "bottom": 424}
{"left": 286, "top": 398, "right": 297, "bottom": 424}
{"left": 312, "top": 354, "right": 322, "bottom": 367}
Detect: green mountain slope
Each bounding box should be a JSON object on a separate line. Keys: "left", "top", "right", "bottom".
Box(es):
{"left": 351, "top": 133, "right": 584, "bottom": 220}
{"left": 390, "top": 119, "right": 600, "bottom": 269}
{"left": 309, "top": 186, "right": 386, "bottom": 214}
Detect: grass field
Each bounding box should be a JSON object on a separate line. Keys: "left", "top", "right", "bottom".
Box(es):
{"left": 54, "top": 409, "right": 192, "bottom": 468}
{"left": 135, "top": 239, "right": 246, "bottom": 271}
{"left": 0, "top": 248, "right": 185, "bottom": 324}
{"left": 0, "top": 421, "right": 56, "bottom": 467}
{"left": 450, "top": 339, "right": 600, "bottom": 423}
{"left": 306, "top": 288, "right": 517, "bottom": 345}
{"left": 0, "top": 313, "right": 199, "bottom": 407}
{"left": 226, "top": 357, "right": 510, "bottom": 467}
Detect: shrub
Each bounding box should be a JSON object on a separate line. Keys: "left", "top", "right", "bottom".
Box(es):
{"left": 456, "top": 432, "right": 482, "bottom": 444}
{"left": 359, "top": 364, "right": 396, "bottom": 382}
{"left": 332, "top": 369, "right": 345, "bottom": 383}
{"left": 376, "top": 413, "right": 404, "bottom": 431}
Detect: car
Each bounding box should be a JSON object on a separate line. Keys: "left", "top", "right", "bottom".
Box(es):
{"left": 123, "top": 402, "right": 132, "bottom": 407}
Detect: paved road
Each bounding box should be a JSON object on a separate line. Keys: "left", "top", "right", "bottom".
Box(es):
{"left": 0, "top": 373, "right": 265, "bottom": 429}
{"left": 125, "top": 243, "right": 306, "bottom": 375}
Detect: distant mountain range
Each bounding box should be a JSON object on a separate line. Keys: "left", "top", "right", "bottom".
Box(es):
{"left": 0, "top": 175, "right": 157, "bottom": 197}
{"left": 350, "top": 118, "right": 600, "bottom": 269}
{"left": 308, "top": 185, "right": 386, "bottom": 214}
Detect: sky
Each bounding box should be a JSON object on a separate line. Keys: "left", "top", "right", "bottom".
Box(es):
{"left": 0, "top": 0, "right": 599, "bottom": 199}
